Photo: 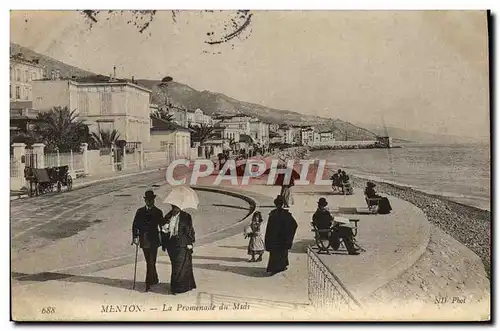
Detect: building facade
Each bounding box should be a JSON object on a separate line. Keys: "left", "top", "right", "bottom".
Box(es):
{"left": 249, "top": 118, "right": 270, "bottom": 145}
{"left": 216, "top": 114, "right": 252, "bottom": 135}
{"left": 10, "top": 54, "right": 45, "bottom": 102}
{"left": 319, "top": 131, "right": 335, "bottom": 142}
{"left": 301, "top": 127, "right": 321, "bottom": 145}
{"left": 32, "top": 78, "right": 152, "bottom": 143}
{"left": 148, "top": 118, "right": 191, "bottom": 158}
{"left": 187, "top": 109, "right": 213, "bottom": 127}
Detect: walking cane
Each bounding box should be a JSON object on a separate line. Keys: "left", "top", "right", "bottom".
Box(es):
{"left": 132, "top": 241, "right": 139, "bottom": 290}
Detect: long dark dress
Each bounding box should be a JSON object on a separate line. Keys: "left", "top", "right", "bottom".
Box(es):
{"left": 160, "top": 210, "right": 197, "bottom": 294}
{"left": 365, "top": 187, "right": 392, "bottom": 214}
{"left": 264, "top": 208, "right": 298, "bottom": 274}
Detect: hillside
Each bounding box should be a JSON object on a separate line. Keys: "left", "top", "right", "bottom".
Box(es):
{"left": 138, "top": 79, "right": 377, "bottom": 141}
{"left": 10, "top": 42, "right": 97, "bottom": 79}
{"left": 356, "top": 122, "right": 488, "bottom": 144}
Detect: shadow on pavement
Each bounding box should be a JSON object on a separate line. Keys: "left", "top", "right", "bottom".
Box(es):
{"left": 218, "top": 245, "right": 248, "bottom": 250}
{"left": 158, "top": 261, "right": 268, "bottom": 278}
{"left": 290, "top": 239, "right": 316, "bottom": 253}
{"left": 11, "top": 271, "right": 170, "bottom": 294}
{"left": 211, "top": 204, "right": 250, "bottom": 211}
{"left": 193, "top": 255, "right": 248, "bottom": 263}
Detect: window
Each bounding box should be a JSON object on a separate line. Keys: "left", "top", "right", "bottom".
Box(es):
{"left": 25, "top": 87, "right": 29, "bottom": 100}
{"left": 15, "top": 86, "right": 20, "bottom": 99}
{"left": 25, "top": 70, "right": 29, "bottom": 82}
{"left": 100, "top": 92, "right": 112, "bottom": 115}
{"left": 31, "top": 72, "right": 37, "bottom": 81}
{"left": 16, "top": 69, "right": 21, "bottom": 82}
{"left": 78, "top": 92, "right": 89, "bottom": 115}
{"left": 9, "top": 85, "right": 12, "bottom": 99}
{"left": 9, "top": 67, "right": 12, "bottom": 81}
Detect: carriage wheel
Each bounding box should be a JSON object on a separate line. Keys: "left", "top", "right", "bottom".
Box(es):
{"left": 57, "top": 181, "right": 62, "bottom": 192}
{"left": 67, "top": 175, "right": 73, "bottom": 191}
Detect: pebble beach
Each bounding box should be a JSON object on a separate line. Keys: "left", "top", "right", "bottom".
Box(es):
{"left": 350, "top": 176, "right": 491, "bottom": 278}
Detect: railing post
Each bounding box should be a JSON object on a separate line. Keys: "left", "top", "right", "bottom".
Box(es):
{"left": 69, "top": 150, "right": 74, "bottom": 172}
{"left": 110, "top": 144, "right": 115, "bottom": 172}
{"left": 138, "top": 143, "right": 144, "bottom": 170}
{"left": 122, "top": 145, "right": 127, "bottom": 170}
{"left": 32, "top": 143, "right": 45, "bottom": 168}
{"left": 81, "top": 143, "right": 88, "bottom": 175}
{"left": 12, "top": 143, "right": 26, "bottom": 189}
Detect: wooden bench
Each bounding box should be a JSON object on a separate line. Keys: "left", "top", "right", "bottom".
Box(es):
{"left": 310, "top": 219, "right": 362, "bottom": 254}
{"left": 365, "top": 195, "right": 382, "bottom": 214}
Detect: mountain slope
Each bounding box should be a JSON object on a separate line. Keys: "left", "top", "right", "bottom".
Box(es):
{"left": 138, "top": 79, "right": 378, "bottom": 140}
{"left": 356, "top": 122, "right": 488, "bottom": 144}
{"left": 10, "top": 42, "right": 97, "bottom": 79}
{"left": 9, "top": 43, "right": 377, "bottom": 141}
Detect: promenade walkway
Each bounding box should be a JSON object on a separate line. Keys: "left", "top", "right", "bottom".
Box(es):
{"left": 12, "top": 173, "right": 432, "bottom": 321}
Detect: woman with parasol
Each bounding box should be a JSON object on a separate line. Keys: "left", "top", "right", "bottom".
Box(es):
{"left": 160, "top": 186, "right": 198, "bottom": 294}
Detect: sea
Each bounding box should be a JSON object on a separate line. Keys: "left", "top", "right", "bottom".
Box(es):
{"left": 310, "top": 142, "right": 491, "bottom": 211}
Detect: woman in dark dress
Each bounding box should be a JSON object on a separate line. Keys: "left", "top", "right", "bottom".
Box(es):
{"left": 160, "top": 205, "right": 197, "bottom": 294}
{"left": 364, "top": 182, "right": 392, "bottom": 214}
{"left": 264, "top": 196, "right": 298, "bottom": 275}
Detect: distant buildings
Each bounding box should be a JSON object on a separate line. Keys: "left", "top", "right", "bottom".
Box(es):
{"left": 10, "top": 53, "right": 45, "bottom": 102}
{"left": 249, "top": 118, "right": 270, "bottom": 146}
{"left": 149, "top": 118, "right": 191, "bottom": 158}
{"left": 32, "top": 76, "right": 152, "bottom": 143}
{"left": 187, "top": 109, "right": 213, "bottom": 127}
{"left": 319, "top": 130, "right": 334, "bottom": 142}
{"left": 301, "top": 126, "right": 320, "bottom": 145}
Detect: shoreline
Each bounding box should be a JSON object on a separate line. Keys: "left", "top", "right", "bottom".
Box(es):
{"left": 348, "top": 175, "right": 491, "bottom": 278}
{"left": 349, "top": 171, "right": 490, "bottom": 212}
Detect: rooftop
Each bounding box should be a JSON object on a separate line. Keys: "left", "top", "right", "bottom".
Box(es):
{"left": 35, "top": 75, "right": 152, "bottom": 93}
{"left": 150, "top": 118, "right": 192, "bottom": 132}
{"left": 10, "top": 53, "right": 44, "bottom": 68}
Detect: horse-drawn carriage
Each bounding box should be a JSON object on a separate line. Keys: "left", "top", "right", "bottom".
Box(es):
{"left": 24, "top": 165, "right": 73, "bottom": 197}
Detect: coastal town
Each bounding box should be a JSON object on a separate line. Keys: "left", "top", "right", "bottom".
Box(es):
{"left": 9, "top": 10, "right": 490, "bottom": 323}
{"left": 10, "top": 49, "right": 396, "bottom": 194}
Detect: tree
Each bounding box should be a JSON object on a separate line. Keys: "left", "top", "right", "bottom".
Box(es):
{"left": 32, "top": 106, "right": 89, "bottom": 152}
{"left": 90, "top": 129, "right": 121, "bottom": 148}
{"left": 189, "top": 123, "right": 217, "bottom": 145}
{"left": 150, "top": 108, "right": 174, "bottom": 122}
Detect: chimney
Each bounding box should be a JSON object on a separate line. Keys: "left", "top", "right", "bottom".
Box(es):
{"left": 131, "top": 76, "right": 135, "bottom": 84}
{"left": 113, "top": 65, "right": 116, "bottom": 79}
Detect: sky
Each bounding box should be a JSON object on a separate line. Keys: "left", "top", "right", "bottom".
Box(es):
{"left": 10, "top": 10, "right": 490, "bottom": 139}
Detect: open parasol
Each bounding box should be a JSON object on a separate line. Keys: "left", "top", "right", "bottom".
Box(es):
{"left": 162, "top": 185, "right": 199, "bottom": 211}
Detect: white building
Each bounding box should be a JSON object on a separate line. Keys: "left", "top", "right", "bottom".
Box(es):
{"left": 216, "top": 114, "right": 252, "bottom": 135}
{"left": 319, "top": 130, "right": 335, "bottom": 142}
{"left": 148, "top": 118, "right": 191, "bottom": 158}
{"left": 249, "top": 118, "right": 270, "bottom": 145}
{"left": 10, "top": 53, "right": 45, "bottom": 102}
{"left": 187, "top": 108, "right": 213, "bottom": 127}
{"left": 301, "top": 126, "right": 321, "bottom": 146}
{"left": 32, "top": 76, "right": 152, "bottom": 143}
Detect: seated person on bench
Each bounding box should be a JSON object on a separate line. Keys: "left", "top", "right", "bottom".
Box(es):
{"left": 364, "top": 182, "right": 392, "bottom": 214}
{"left": 312, "top": 198, "right": 360, "bottom": 255}
{"left": 340, "top": 171, "right": 354, "bottom": 195}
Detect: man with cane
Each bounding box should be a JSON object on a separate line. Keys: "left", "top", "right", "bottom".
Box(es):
{"left": 132, "top": 190, "right": 164, "bottom": 292}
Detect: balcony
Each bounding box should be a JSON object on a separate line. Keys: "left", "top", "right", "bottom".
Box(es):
{"left": 10, "top": 108, "right": 39, "bottom": 120}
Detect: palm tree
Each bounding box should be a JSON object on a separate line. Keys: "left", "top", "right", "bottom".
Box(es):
{"left": 91, "top": 129, "right": 121, "bottom": 148}
{"left": 189, "top": 123, "right": 217, "bottom": 146}
{"left": 150, "top": 108, "right": 174, "bottom": 122}
{"left": 32, "top": 106, "right": 88, "bottom": 152}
